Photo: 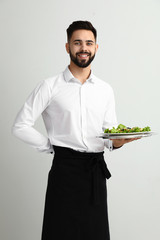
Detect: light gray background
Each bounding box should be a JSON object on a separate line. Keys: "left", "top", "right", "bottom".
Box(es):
{"left": 1, "top": 0, "right": 160, "bottom": 239}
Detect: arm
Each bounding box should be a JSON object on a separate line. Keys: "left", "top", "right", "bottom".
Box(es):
{"left": 102, "top": 86, "right": 140, "bottom": 150}
{"left": 102, "top": 86, "right": 118, "bottom": 151}
{"left": 12, "top": 80, "right": 53, "bottom": 153}
{"left": 112, "top": 137, "right": 140, "bottom": 148}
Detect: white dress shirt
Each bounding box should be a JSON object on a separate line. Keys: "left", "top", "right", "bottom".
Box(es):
{"left": 12, "top": 66, "right": 118, "bottom": 154}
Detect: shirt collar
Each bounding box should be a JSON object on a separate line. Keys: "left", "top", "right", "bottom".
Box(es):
{"left": 63, "top": 66, "right": 95, "bottom": 84}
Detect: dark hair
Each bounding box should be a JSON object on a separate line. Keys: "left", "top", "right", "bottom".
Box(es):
{"left": 66, "top": 20, "right": 97, "bottom": 42}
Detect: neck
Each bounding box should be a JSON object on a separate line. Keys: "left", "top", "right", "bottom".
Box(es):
{"left": 69, "top": 61, "right": 91, "bottom": 84}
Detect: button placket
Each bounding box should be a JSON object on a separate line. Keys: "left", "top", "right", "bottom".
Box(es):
{"left": 80, "top": 84, "right": 88, "bottom": 148}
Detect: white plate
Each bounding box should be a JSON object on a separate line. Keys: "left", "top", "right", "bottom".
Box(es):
{"left": 98, "top": 131, "right": 156, "bottom": 139}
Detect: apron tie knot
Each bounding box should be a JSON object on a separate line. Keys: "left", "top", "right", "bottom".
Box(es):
{"left": 89, "top": 156, "right": 111, "bottom": 205}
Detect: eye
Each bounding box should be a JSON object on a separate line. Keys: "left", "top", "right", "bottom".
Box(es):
{"left": 74, "top": 42, "right": 80, "bottom": 45}
{"left": 87, "top": 42, "right": 93, "bottom": 46}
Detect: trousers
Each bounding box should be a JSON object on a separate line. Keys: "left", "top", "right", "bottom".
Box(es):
{"left": 41, "top": 145, "right": 111, "bottom": 240}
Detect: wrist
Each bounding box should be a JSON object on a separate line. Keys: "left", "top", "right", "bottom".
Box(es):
{"left": 112, "top": 140, "right": 124, "bottom": 149}
{"left": 113, "top": 144, "right": 123, "bottom": 149}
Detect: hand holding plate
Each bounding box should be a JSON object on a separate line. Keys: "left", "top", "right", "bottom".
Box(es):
{"left": 111, "top": 137, "right": 141, "bottom": 148}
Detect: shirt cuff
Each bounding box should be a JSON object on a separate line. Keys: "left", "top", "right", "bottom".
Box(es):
{"left": 47, "top": 143, "right": 54, "bottom": 154}
{"left": 104, "top": 139, "right": 123, "bottom": 151}
{"left": 104, "top": 139, "right": 113, "bottom": 151}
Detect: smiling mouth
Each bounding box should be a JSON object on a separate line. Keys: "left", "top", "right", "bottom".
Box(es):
{"left": 77, "top": 54, "right": 90, "bottom": 59}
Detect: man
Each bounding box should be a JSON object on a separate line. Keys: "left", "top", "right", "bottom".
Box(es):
{"left": 12, "top": 21, "right": 138, "bottom": 240}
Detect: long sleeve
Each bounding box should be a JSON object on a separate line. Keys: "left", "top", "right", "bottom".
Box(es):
{"left": 102, "top": 86, "right": 118, "bottom": 151}
{"left": 12, "top": 80, "right": 53, "bottom": 153}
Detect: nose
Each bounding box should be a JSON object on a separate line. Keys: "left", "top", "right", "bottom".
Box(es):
{"left": 80, "top": 42, "right": 87, "bottom": 52}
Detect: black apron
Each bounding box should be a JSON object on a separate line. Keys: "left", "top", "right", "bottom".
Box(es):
{"left": 41, "top": 145, "right": 111, "bottom": 240}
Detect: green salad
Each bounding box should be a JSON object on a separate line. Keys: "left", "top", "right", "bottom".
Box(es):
{"left": 104, "top": 124, "right": 151, "bottom": 134}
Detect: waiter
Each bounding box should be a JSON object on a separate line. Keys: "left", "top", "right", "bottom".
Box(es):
{"left": 12, "top": 20, "right": 138, "bottom": 240}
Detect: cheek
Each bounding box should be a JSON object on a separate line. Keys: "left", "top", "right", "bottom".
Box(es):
{"left": 69, "top": 46, "right": 79, "bottom": 55}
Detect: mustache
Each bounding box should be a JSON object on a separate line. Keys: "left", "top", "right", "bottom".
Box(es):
{"left": 76, "top": 51, "right": 91, "bottom": 56}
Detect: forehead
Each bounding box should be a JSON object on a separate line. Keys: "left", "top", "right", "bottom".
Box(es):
{"left": 70, "top": 29, "right": 95, "bottom": 42}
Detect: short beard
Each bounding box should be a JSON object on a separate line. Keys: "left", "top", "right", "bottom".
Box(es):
{"left": 69, "top": 50, "right": 96, "bottom": 68}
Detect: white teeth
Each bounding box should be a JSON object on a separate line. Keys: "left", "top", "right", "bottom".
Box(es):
{"left": 79, "top": 55, "right": 88, "bottom": 57}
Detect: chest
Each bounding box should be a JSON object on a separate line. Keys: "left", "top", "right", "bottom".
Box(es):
{"left": 46, "top": 83, "right": 108, "bottom": 116}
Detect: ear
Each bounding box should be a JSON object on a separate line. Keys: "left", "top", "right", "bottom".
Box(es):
{"left": 65, "top": 43, "right": 70, "bottom": 54}
{"left": 95, "top": 43, "right": 99, "bottom": 53}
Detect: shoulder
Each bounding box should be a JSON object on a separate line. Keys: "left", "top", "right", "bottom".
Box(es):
{"left": 43, "top": 72, "right": 64, "bottom": 88}
{"left": 93, "top": 75, "right": 114, "bottom": 93}
{"left": 36, "top": 71, "right": 64, "bottom": 95}
{"left": 30, "top": 72, "right": 64, "bottom": 100}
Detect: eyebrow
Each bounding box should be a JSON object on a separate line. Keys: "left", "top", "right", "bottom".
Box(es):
{"left": 73, "top": 39, "right": 95, "bottom": 43}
